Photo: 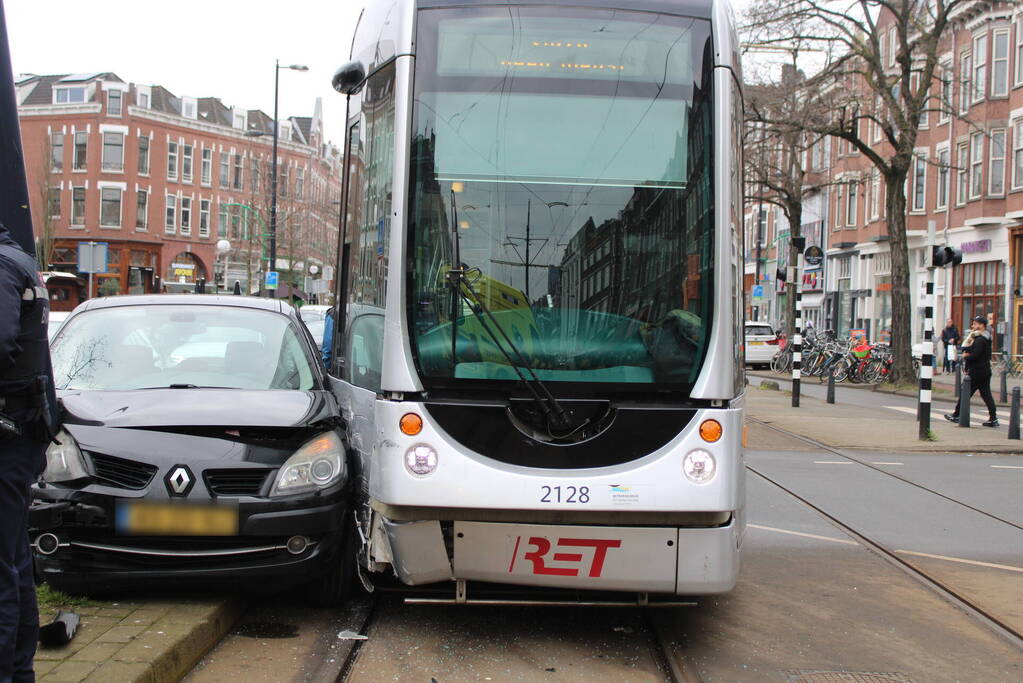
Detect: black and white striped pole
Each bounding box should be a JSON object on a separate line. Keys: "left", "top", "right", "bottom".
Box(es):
{"left": 919, "top": 221, "right": 937, "bottom": 440}
{"left": 791, "top": 237, "right": 806, "bottom": 408}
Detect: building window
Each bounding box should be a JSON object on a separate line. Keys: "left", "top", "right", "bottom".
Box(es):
{"left": 136, "top": 190, "right": 148, "bottom": 230}
{"left": 180, "top": 197, "right": 192, "bottom": 236}
{"left": 887, "top": 27, "right": 897, "bottom": 68}
{"left": 912, "top": 154, "right": 926, "bottom": 211}
{"left": 869, "top": 170, "right": 880, "bottom": 219}
{"left": 218, "top": 204, "right": 228, "bottom": 237}
{"left": 250, "top": 156, "right": 260, "bottom": 191}
{"left": 54, "top": 87, "right": 86, "bottom": 104}
{"left": 50, "top": 131, "right": 64, "bottom": 171}
{"left": 107, "top": 89, "right": 122, "bottom": 116}
{"left": 296, "top": 167, "right": 305, "bottom": 199}
{"left": 219, "top": 152, "right": 229, "bottom": 188}
{"left": 138, "top": 135, "right": 150, "bottom": 175}
{"left": 233, "top": 154, "right": 243, "bottom": 190}
{"left": 201, "top": 148, "right": 212, "bottom": 186}
{"left": 101, "top": 132, "right": 124, "bottom": 172}
{"left": 73, "top": 131, "right": 87, "bottom": 170}
{"left": 138, "top": 92, "right": 149, "bottom": 108}
{"left": 970, "top": 131, "right": 984, "bottom": 198}
{"left": 939, "top": 62, "right": 952, "bottom": 123}
{"left": 167, "top": 141, "right": 178, "bottom": 181}
{"left": 990, "top": 128, "right": 1006, "bottom": 195}
{"left": 937, "top": 148, "right": 949, "bottom": 209}
{"left": 183, "top": 101, "right": 196, "bottom": 119}
{"left": 165, "top": 194, "right": 177, "bottom": 234}
{"left": 845, "top": 180, "right": 857, "bottom": 227}
{"left": 182, "top": 144, "right": 193, "bottom": 183}
{"left": 960, "top": 51, "right": 972, "bottom": 112}
{"left": 973, "top": 34, "right": 987, "bottom": 101}
{"left": 834, "top": 183, "right": 844, "bottom": 230}
{"left": 280, "top": 166, "right": 289, "bottom": 199}
{"left": 47, "top": 187, "right": 61, "bottom": 218}
{"left": 230, "top": 209, "right": 241, "bottom": 239}
{"left": 911, "top": 73, "right": 928, "bottom": 128}
{"left": 1014, "top": 120, "right": 1023, "bottom": 190}
{"left": 956, "top": 142, "right": 969, "bottom": 205}
{"left": 199, "top": 199, "right": 210, "bottom": 238}
{"left": 1017, "top": 17, "right": 1023, "bottom": 86}
{"left": 992, "top": 29, "right": 1010, "bottom": 96}
{"left": 100, "top": 187, "right": 121, "bottom": 227}
{"left": 71, "top": 187, "right": 85, "bottom": 225}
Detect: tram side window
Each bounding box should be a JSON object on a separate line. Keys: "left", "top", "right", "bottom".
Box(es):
{"left": 346, "top": 61, "right": 396, "bottom": 312}
{"left": 346, "top": 314, "right": 384, "bottom": 391}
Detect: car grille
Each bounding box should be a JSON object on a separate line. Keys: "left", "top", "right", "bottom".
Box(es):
{"left": 204, "top": 469, "right": 271, "bottom": 496}
{"left": 88, "top": 453, "right": 158, "bottom": 490}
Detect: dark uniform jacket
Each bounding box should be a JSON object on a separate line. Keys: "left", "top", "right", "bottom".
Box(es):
{"left": 0, "top": 221, "right": 58, "bottom": 440}
{"left": 962, "top": 331, "right": 992, "bottom": 378}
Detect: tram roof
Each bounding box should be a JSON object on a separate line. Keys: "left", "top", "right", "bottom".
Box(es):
{"left": 415, "top": 0, "right": 714, "bottom": 20}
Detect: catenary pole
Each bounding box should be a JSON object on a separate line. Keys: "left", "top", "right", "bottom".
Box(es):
{"left": 791, "top": 237, "right": 806, "bottom": 407}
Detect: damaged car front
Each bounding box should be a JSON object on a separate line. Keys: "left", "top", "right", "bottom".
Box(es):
{"left": 31, "top": 296, "right": 355, "bottom": 603}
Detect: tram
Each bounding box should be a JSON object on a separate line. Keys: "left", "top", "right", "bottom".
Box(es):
{"left": 328, "top": 0, "right": 746, "bottom": 599}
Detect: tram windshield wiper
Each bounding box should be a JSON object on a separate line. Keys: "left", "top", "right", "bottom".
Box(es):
{"left": 446, "top": 265, "right": 580, "bottom": 438}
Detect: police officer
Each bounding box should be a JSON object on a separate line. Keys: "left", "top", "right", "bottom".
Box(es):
{"left": 0, "top": 220, "right": 59, "bottom": 682}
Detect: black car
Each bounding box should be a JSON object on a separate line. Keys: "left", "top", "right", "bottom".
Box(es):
{"left": 31, "top": 295, "right": 355, "bottom": 603}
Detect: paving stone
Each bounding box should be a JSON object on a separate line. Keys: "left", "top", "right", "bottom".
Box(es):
{"left": 34, "top": 659, "right": 59, "bottom": 676}
{"left": 95, "top": 623, "right": 146, "bottom": 644}
{"left": 40, "top": 659, "right": 98, "bottom": 683}
{"left": 34, "top": 646, "right": 71, "bottom": 662}
{"left": 72, "top": 606, "right": 101, "bottom": 616}
{"left": 112, "top": 630, "right": 175, "bottom": 664}
{"left": 68, "top": 641, "right": 125, "bottom": 663}
{"left": 95, "top": 607, "right": 133, "bottom": 619}
{"left": 82, "top": 660, "right": 150, "bottom": 683}
{"left": 160, "top": 603, "right": 221, "bottom": 623}
{"left": 119, "top": 607, "right": 171, "bottom": 626}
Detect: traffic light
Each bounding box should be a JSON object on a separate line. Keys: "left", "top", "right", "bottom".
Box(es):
{"left": 932, "top": 245, "right": 963, "bottom": 267}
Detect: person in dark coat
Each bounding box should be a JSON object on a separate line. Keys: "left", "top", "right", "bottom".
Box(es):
{"left": 945, "top": 316, "right": 998, "bottom": 427}
{"left": 939, "top": 318, "right": 961, "bottom": 374}
{"left": 0, "top": 221, "right": 59, "bottom": 682}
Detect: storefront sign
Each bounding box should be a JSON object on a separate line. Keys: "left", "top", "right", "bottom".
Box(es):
{"left": 961, "top": 239, "right": 991, "bottom": 254}
{"left": 172, "top": 262, "right": 195, "bottom": 278}
{"left": 804, "top": 245, "right": 824, "bottom": 267}
{"left": 876, "top": 282, "right": 892, "bottom": 292}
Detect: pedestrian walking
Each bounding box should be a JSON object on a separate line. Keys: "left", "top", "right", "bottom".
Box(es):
{"left": 945, "top": 315, "right": 998, "bottom": 427}
{"left": 940, "top": 318, "right": 961, "bottom": 374}
{"left": 321, "top": 305, "right": 336, "bottom": 370}
{"left": 0, "top": 221, "right": 60, "bottom": 682}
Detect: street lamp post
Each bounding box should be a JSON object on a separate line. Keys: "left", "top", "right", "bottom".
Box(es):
{"left": 251, "top": 60, "right": 308, "bottom": 296}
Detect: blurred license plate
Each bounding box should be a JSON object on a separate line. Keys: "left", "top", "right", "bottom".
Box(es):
{"left": 750, "top": 341, "right": 766, "bottom": 346}
{"left": 116, "top": 501, "right": 238, "bottom": 536}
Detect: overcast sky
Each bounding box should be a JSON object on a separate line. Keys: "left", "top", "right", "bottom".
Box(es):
{"left": 6, "top": 0, "right": 364, "bottom": 144}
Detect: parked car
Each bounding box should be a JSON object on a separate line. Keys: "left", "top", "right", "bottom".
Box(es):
{"left": 31, "top": 295, "right": 355, "bottom": 603}
{"left": 744, "top": 321, "right": 780, "bottom": 368}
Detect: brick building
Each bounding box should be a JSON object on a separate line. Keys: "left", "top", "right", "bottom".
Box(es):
{"left": 745, "top": 2, "right": 1023, "bottom": 355}
{"left": 17, "top": 71, "right": 343, "bottom": 302}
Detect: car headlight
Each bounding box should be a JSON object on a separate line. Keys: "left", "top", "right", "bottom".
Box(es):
{"left": 43, "top": 430, "right": 90, "bottom": 484}
{"left": 270, "top": 431, "right": 345, "bottom": 497}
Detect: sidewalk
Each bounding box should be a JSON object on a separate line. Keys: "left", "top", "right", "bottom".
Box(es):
{"left": 34, "top": 596, "right": 240, "bottom": 682}
{"left": 746, "top": 381, "right": 1023, "bottom": 454}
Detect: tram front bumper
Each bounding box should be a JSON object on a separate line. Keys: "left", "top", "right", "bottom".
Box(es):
{"left": 382, "top": 518, "right": 741, "bottom": 595}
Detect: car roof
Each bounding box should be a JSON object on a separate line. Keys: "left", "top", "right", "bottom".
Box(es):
{"left": 72, "top": 294, "right": 292, "bottom": 315}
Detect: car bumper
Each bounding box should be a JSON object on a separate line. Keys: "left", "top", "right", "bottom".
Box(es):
{"left": 29, "top": 491, "right": 349, "bottom": 591}
{"left": 745, "top": 345, "right": 776, "bottom": 363}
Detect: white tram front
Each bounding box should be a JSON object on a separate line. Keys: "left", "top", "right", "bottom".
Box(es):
{"left": 328, "top": 0, "right": 746, "bottom": 598}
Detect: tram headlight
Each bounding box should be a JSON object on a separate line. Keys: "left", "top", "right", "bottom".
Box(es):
{"left": 683, "top": 449, "right": 716, "bottom": 485}
{"left": 405, "top": 444, "right": 438, "bottom": 477}
{"left": 270, "top": 431, "right": 345, "bottom": 497}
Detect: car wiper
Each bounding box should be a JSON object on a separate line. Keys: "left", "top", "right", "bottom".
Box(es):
{"left": 447, "top": 266, "right": 579, "bottom": 437}
{"left": 135, "top": 384, "right": 240, "bottom": 390}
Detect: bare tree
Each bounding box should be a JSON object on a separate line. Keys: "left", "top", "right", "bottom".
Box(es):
{"left": 743, "top": 0, "right": 969, "bottom": 383}
{"left": 32, "top": 135, "right": 58, "bottom": 271}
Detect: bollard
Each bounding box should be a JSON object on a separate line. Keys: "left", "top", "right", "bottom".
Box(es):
{"left": 1010, "top": 387, "right": 1021, "bottom": 440}
{"left": 827, "top": 367, "right": 836, "bottom": 404}
{"left": 958, "top": 375, "right": 971, "bottom": 428}
{"left": 1000, "top": 370, "right": 1008, "bottom": 404}
{"left": 955, "top": 364, "right": 962, "bottom": 399}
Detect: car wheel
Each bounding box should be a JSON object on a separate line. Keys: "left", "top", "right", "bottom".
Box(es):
{"left": 307, "top": 514, "right": 358, "bottom": 606}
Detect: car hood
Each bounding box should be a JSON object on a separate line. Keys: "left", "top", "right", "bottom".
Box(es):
{"left": 60, "top": 389, "right": 335, "bottom": 428}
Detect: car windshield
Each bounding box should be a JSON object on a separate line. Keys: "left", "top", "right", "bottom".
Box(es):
{"left": 50, "top": 305, "right": 318, "bottom": 391}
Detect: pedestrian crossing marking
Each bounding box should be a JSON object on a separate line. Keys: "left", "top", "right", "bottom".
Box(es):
{"left": 813, "top": 461, "right": 852, "bottom": 465}
{"left": 991, "top": 465, "right": 1023, "bottom": 469}
{"left": 884, "top": 405, "right": 1010, "bottom": 420}
{"left": 871, "top": 462, "right": 904, "bottom": 466}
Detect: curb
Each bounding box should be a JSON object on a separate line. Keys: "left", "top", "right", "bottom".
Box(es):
{"left": 138, "top": 600, "right": 243, "bottom": 683}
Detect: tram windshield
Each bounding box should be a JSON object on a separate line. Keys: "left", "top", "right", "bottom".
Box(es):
{"left": 409, "top": 5, "right": 715, "bottom": 394}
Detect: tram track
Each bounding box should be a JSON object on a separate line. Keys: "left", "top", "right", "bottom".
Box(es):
{"left": 746, "top": 418, "right": 1023, "bottom": 652}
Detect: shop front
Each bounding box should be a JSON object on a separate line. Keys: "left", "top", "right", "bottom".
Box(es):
{"left": 951, "top": 259, "right": 1005, "bottom": 351}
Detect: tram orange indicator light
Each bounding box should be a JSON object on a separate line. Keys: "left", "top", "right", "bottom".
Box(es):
{"left": 400, "top": 413, "right": 423, "bottom": 436}
{"left": 699, "top": 419, "right": 722, "bottom": 443}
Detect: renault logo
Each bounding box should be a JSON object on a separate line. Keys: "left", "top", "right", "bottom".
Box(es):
{"left": 164, "top": 465, "right": 195, "bottom": 497}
